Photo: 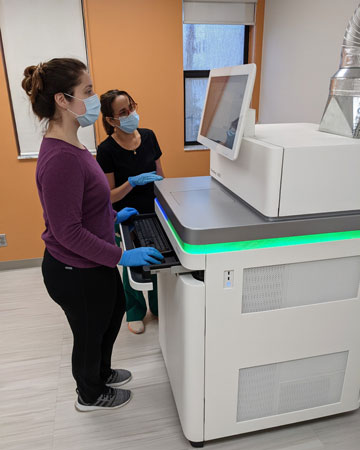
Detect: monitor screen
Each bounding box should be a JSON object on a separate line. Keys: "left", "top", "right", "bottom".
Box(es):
{"left": 197, "top": 64, "right": 256, "bottom": 160}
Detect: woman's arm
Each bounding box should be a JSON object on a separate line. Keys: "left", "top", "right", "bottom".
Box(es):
{"left": 155, "top": 158, "right": 165, "bottom": 178}
{"left": 105, "top": 153, "right": 164, "bottom": 205}
{"left": 105, "top": 172, "right": 133, "bottom": 204}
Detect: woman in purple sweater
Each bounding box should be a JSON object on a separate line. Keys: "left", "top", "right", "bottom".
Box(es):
{"left": 22, "top": 58, "right": 163, "bottom": 412}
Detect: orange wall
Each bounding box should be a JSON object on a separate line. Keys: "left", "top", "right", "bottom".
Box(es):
{"left": 0, "top": 0, "right": 264, "bottom": 262}
{"left": 0, "top": 53, "right": 45, "bottom": 262}
{"left": 84, "top": 0, "right": 210, "bottom": 177}
{"left": 249, "top": 0, "right": 265, "bottom": 121}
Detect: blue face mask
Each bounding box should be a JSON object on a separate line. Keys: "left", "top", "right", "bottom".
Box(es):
{"left": 65, "top": 93, "right": 101, "bottom": 127}
{"left": 115, "top": 111, "right": 139, "bottom": 134}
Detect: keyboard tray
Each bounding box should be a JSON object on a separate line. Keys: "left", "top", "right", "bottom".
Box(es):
{"left": 120, "top": 213, "right": 181, "bottom": 286}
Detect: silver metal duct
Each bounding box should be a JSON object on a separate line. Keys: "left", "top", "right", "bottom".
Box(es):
{"left": 319, "top": 4, "right": 360, "bottom": 138}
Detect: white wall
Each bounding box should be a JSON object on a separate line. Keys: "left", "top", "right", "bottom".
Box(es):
{"left": 259, "top": 0, "right": 359, "bottom": 124}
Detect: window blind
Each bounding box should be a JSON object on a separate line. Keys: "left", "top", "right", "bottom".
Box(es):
{"left": 183, "top": 0, "right": 258, "bottom": 25}
{"left": 0, "top": 0, "right": 96, "bottom": 158}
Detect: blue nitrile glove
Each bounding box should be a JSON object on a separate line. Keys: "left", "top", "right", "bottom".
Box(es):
{"left": 115, "top": 207, "right": 139, "bottom": 224}
{"left": 119, "top": 247, "right": 164, "bottom": 267}
{"left": 128, "top": 171, "right": 163, "bottom": 187}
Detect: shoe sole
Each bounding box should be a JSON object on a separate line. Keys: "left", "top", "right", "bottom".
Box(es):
{"left": 106, "top": 373, "right": 132, "bottom": 387}
{"left": 74, "top": 391, "right": 132, "bottom": 412}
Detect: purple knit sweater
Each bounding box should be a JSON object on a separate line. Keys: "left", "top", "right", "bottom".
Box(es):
{"left": 36, "top": 138, "right": 122, "bottom": 268}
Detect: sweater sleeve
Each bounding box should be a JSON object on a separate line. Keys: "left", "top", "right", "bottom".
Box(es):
{"left": 40, "top": 152, "right": 122, "bottom": 267}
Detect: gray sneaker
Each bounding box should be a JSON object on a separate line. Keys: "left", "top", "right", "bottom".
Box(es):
{"left": 105, "top": 369, "right": 132, "bottom": 387}
{"left": 75, "top": 387, "right": 132, "bottom": 412}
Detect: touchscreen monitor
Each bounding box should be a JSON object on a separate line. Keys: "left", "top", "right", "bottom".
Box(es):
{"left": 197, "top": 64, "right": 256, "bottom": 160}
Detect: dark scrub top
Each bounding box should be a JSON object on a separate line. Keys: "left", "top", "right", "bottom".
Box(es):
{"left": 96, "top": 128, "right": 162, "bottom": 213}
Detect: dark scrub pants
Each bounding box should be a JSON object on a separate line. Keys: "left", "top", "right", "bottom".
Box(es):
{"left": 42, "top": 249, "right": 126, "bottom": 403}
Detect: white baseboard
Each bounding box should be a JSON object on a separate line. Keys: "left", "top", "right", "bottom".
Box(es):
{"left": 0, "top": 258, "right": 43, "bottom": 271}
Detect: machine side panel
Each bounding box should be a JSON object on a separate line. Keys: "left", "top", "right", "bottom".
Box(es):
{"left": 210, "top": 138, "right": 283, "bottom": 218}
{"left": 203, "top": 239, "right": 360, "bottom": 440}
{"left": 279, "top": 143, "right": 360, "bottom": 216}
{"left": 158, "top": 272, "right": 206, "bottom": 442}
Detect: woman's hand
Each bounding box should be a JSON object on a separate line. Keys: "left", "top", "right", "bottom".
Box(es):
{"left": 128, "top": 171, "right": 163, "bottom": 187}
{"left": 115, "top": 207, "right": 138, "bottom": 224}
{"left": 119, "top": 247, "right": 164, "bottom": 266}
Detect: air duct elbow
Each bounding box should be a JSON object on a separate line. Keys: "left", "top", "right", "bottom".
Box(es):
{"left": 319, "top": 4, "right": 360, "bottom": 138}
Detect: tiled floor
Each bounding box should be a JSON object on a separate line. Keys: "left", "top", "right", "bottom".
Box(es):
{"left": 1, "top": 267, "right": 359, "bottom": 450}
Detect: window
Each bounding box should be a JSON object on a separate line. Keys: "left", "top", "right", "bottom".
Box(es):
{"left": 183, "top": 24, "right": 249, "bottom": 145}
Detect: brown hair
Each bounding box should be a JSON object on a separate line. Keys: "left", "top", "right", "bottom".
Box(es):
{"left": 21, "top": 58, "right": 87, "bottom": 121}
{"left": 100, "top": 90, "right": 136, "bottom": 135}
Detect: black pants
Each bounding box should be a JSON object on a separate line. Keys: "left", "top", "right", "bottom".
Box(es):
{"left": 42, "top": 249, "right": 126, "bottom": 403}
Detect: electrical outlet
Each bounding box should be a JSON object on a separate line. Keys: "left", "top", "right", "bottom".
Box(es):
{"left": 0, "top": 234, "right": 7, "bottom": 247}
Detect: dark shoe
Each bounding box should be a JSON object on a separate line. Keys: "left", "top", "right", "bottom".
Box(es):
{"left": 75, "top": 387, "right": 132, "bottom": 412}
{"left": 105, "top": 368, "right": 132, "bottom": 387}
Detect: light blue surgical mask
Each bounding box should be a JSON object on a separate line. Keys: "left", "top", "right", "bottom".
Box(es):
{"left": 65, "top": 93, "right": 100, "bottom": 127}
{"left": 114, "top": 111, "right": 139, "bottom": 134}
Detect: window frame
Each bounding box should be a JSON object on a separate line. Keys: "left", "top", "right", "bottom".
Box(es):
{"left": 183, "top": 25, "right": 250, "bottom": 146}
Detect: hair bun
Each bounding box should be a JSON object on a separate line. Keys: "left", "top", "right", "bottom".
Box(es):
{"left": 21, "top": 63, "right": 44, "bottom": 102}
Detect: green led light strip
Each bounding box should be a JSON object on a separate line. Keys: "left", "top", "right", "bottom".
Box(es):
{"left": 166, "top": 220, "right": 360, "bottom": 255}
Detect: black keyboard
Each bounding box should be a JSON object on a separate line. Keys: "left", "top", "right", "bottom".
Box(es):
{"left": 133, "top": 216, "right": 172, "bottom": 253}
